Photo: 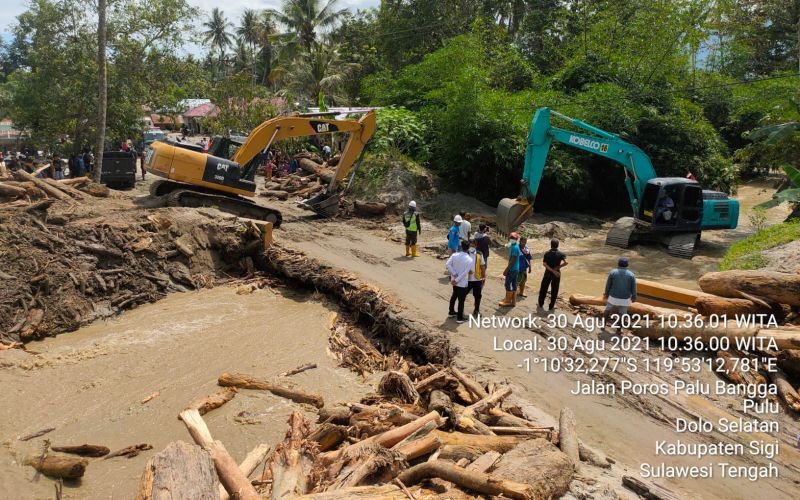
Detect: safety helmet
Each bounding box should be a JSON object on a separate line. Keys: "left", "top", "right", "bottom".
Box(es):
{"left": 454, "top": 215, "right": 463, "bottom": 223}
{"left": 408, "top": 200, "right": 416, "bottom": 208}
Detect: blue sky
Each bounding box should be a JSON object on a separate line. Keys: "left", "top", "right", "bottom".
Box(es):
{"left": 1, "top": 0, "right": 380, "bottom": 46}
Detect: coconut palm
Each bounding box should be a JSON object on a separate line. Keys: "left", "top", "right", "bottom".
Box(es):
{"left": 237, "top": 9, "right": 260, "bottom": 82}
{"left": 256, "top": 12, "right": 278, "bottom": 86}
{"left": 280, "top": 41, "right": 358, "bottom": 105}
{"left": 202, "top": 8, "right": 232, "bottom": 77}
{"left": 268, "top": 0, "right": 347, "bottom": 54}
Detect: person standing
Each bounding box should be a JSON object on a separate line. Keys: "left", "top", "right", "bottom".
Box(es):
{"left": 458, "top": 211, "right": 471, "bottom": 241}
{"left": 446, "top": 240, "right": 473, "bottom": 323}
{"left": 603, "top": 257, "right": 637, "bottom": 325}
{"left": 447, "top": 215, "right": 462, "bottom": 255}
{"left": 52, "top": 155, "right": 64, "bottom": 180}
{"left": 517, "top": 236, "right": 532, "bottom": 298}
{"left": 403, "top": 201, "right": 422, "bottom": 257}
{"left": 467, "top": 238, "right": 486, "bottom": 317}
{"left": 83, "top": 149, "right": 94, "bottom": 174}
{"left": 473, "top": 223, "right": 491, "bottom": 265}
{"left": 538, "top": 238, "right": 568, "bottom": 311}
{"left": 499, "top": 232, "right": 521, "bottom": 307}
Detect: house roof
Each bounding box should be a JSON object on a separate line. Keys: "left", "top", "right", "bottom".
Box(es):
{"left": 183, "top": 103, "right": 219, "bottom": 119}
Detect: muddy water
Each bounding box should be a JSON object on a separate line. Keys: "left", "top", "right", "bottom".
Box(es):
{"left": 0, "top": 286, "right": 368, "bottom": 499}
{"left": 520, "top": 180, "right": 793, "bottom": 296}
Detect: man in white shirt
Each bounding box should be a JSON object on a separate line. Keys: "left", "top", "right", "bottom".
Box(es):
{"left": 446, "top": 240, "right": 473, "bottom": 323}
{"left": 457, "top": 211, "right": 471, "bottom": 241}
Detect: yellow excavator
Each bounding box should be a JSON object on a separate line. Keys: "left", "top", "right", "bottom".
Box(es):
{"left": 144, "top": 110, "right": 377, "bottom": 226}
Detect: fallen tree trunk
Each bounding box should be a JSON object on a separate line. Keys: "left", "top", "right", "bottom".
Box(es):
{"left": 185, "top": 387, "right": 237, "bottom": 416}
{"left": 219, "top": 443, "right": 271, "bottom": 500}
{"left": 569, "top": 294, "right": 692, "bottom": 319}
{"left": 25, "top": 454, "right": 88, "bottom": 479}
{"left": 260, "top": 190, "right": 290, "bottom": 200}
{"left": 308, "top": 423, "right": 347, "bottom": 451}
{"left": 694, "top": 295, "right": 779, "bottom": 318}
{"left": 427, "top": 389, "right": 456, "bottom": 430}
{"left": 378, "top": 371, "right": 419, "bottom": 404}
{"left": 397, "top": 460, "right": 536, "bottom": 500}
{"left": 288, "top": 484, "right": 408, "bottom": 499}
{"left": 632, "top": 322, "right": 800, "bottom": 350}
{"left": 699, "top": 270, "right": 800, "bottom": 307}
{"left": 0, "top": 182, "right": 26, "bottom": 198}
{"left": 218, "top": 372, "right": 324, "bottom": 408}
{"left": 770, "top": 369, "right": 800, "bottom": 412}
{"left": 450, "top": 366, "right": 488, "bottom": 401}
{"left": 622, "top": 475, "right": 681, "bottom": 500}
{"left": 435, "top": 431, "right": 527, "bottom": 453}
{"left": 558, "top": 408, "right": 579, "bottom": 466}
{"left": 13, "top": 169, "right": 72, "bottom": 201}
{"left": 43, "top": 178, "right": 85, "bottom": 200}
{"left": 179, "top": 409, "right": 260, "bottom": 500}
{"left": 777, "top": 350, "right": 800, "bottom": 377}
{"left": 136, "top": 441, "right": 219, "bottom": 500}
{"left": 297, "top": 158, "right": 334, "bottom": 184}
{"left": 51, "top": 444, "right": 110, "bottom": 457}
{"left": 268, "top": 410, "right": 317, "bottom": 499}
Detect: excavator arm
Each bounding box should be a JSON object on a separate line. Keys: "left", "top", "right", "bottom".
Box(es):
{"left": 496, "top": 107, "right": 658, "bottom": 234}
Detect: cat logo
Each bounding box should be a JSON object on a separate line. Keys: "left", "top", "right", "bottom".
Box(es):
{"left": 316, "top": 123, "right": 330, "bottom": 133}
{"left": 216, "top": 163, "right": 229, "bottom": 172}
{"left": 600, "top": 144, "right": 609, "bottom": 153}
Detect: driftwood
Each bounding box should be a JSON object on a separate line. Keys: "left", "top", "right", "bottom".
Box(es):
{"left": 281, "top": 363, "right": 317, "bottom": 377}
{"left": 694, "top": 295, "right": 779, "bottom": 318}
{"left": 179, "top": 409, "right": 260, "bottom": 500}
{"left": 0, "top": 181, "right": 26, "bottom": 198}
{"left": 770, "top": 369, "right": 800, "bottom": 412}
{"left": 105, "top": 443, "right": 153, "bottom": 459}
{"left": 427, "top": 390, "right": 457, "bottom": 430}
{"left": 318, "top": 407, "right": 351, "bottom": 425}
{"left": 51, "top": 444, "right": 110, "bottom": 457}
{"left": 260, "top": 190, "right": 290, "bottom": 200}
{"left": 622, "top": 475, "right": 681, "bottom": 500}
{"left": 435, "top": 431, "right": 527, "bottom": 454}
{"left": 413, "top": 369, "right": 450, "bottom": 393}
{"left": 578, "top": 442, "right": 611, "bottom": 469}
{"left": 288, "top": 484, "right": 408, "bottom": 499}
{"left": 43, "top": 178, "right": 85, "bottom": 200}
{"left": 136, "top": 441, "right": 219, "bottom": 500}
{"left": 466, "top": 450, "right": 501, "bottom": 472}
{"left": 219, "top": 443, "right": 271, "bottom": 500}
{"left": 297, "top": 158, "right": 334, "bottom": 183}
{"left": 777, "top": 350, "right": 800, "bottom": 377}
{"left": 378, "top": 371, "right": 420, "bottom": 404}
{"left": 19, "top": 427, "right": 56, "bottom": 441}
{"left": 568, "top": 294, "right": 692, "bottom": 320}
{"left": 218, "top": 372, "right": 324, "bottom": 408}
{"left": 632, "top": 321, "right": 800, "bottom": 350}
{"left": 267, "top": 410, "right": 317, "bottom": 499}
{"left": 397, "top": 460, "right": 535, "bottom": 500}
{"left": 699, "top": 270, "right": 800, "bottom": 307}
{"left": 450, "top": 367, "right": 488, "bottom": 401}
{"left": 185, "top": 387, "right": 237, "bottom": 416}
{"left": 716, "top": 351, "right": 765, "bottom": 386}
{"left": 25, "top": 454, "right": 88, "bottom": 479}
{"left": 13, "top": 169, "right": 72, "bottom": 201}
{"left": 558, "top": 408, "right": 579, "bottom": 466}
{"left": 308, "top": 423, "right": 347, "bottom": 451}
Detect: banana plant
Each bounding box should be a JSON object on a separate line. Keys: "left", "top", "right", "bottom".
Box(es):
{"left": 757, "top": 164, "right": 800, "bottom": 209}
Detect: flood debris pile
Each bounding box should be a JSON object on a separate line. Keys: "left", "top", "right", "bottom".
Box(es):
{"left": 0, "top": 201, "right": 265, "bottom": 345}
{"left": 258, "top": 244, "right": 456, "bottom": 365}
{"left": 0, "top": 171, "right": 110, "bottom": 207}
{"left": 570, "top": 269, "right": 800, "bottom": 413}
{"left": 260, "top": 153, "right": 333, "bottom": 201}
{"left": 132, "top": 362, "right": 624, "bottom": 500}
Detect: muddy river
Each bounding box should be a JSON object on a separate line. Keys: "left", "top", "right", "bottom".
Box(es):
{"left": 0, "top": 286, "right": 369, "bottom": 499}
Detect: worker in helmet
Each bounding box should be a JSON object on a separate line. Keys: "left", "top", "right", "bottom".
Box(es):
{"left": 403, "top": 200, "right": 422, "bottom": 257}
{"left": 447, "top": 215, "right": 463, "bottom": 255}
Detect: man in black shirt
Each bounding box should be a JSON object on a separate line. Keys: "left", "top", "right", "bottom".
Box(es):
{"left": 538, "top": 238, "right": 568, "bottom": 311}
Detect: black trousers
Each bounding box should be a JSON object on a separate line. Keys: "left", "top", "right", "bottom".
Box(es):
{"left": 538, "top": 272, "right": 560, "bottom": 308}
{"left": 405, "top": 230, "right": 418, "bottom": 245}
{"left": 467, "top": 280, "right": 483, "bottom": 314}
{"left": 449, "top": 285, "right": 469, "bottom": 319}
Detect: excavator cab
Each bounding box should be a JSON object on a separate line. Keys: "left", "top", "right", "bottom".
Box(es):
{"left": 638, "top": 178, "right": 703, "bottom": 231}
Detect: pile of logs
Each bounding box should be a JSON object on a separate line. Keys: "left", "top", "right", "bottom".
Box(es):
{"left": 568, "top": 268, "right": 800, "bottom": 413}
{"left": 0, "top": 171, "right": 109, "bottom": 208}
{"left": 137, "top": 363, "right": 613, "bottom": 499}
{"left": 260, "top": 154, "right": 335, "bottom": 201}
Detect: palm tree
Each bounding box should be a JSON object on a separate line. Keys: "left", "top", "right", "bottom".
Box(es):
{"left": 256, "top": 12, "right": 278, "bottom": 86}
{"left": 233, "top": 39, "right": 251, "bottom": 73}
{"left": 268, "top": 0, "right": 347, "bottom": 53}
{"left": 237, "top": 9, "right": 259, "bottom": 83}
{"left": 280, "top": 41, "right": 358, "bottom": 105}
{"left": 202, "top": 7, "right": 232, "bottom": 78}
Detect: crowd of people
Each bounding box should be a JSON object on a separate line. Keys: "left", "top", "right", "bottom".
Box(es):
{"left": 401, "top": 200, "right": 638, "bottom": 326}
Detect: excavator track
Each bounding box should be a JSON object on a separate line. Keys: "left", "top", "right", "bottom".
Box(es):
{"left": 605, "top": 217, "right": 637, "bottom": 249}
{"left": 665, "top": 232, "right": 699, "bottom": 259}
{"left": 161, "top": 185, "right": 282, "bottom": 227}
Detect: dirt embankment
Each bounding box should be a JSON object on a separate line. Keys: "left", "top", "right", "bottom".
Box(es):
{"left": 0, "top": 200, "right": 265, "bottom": 345}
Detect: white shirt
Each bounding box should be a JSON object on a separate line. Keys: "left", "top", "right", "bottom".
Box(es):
{"left": 446, "top": 251, "right": 473, "bottom": 287}
{"left": 458, "top": 219, "right": 471, "bottom": 241}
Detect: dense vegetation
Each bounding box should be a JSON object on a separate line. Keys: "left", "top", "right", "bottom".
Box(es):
{"left": 720, "top": 218, "right": 800, "bottom": 270}
{"left": 0, "top": 0, "right": 798, "bottom": 210}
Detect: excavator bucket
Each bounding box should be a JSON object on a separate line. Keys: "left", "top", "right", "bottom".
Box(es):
{"left": 496, "top": 198, "right": 532, "bottom": 235}
{"left": 299, "top": 191, "right": 341, "bottom": 217}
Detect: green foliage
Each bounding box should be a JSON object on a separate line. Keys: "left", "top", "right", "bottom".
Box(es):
{"left": 757, "top": 165, "right": 800, "bottom": 209}
{"left": 205, "top": 73, "right": 278, "bottom": 134}
{"left": 720, "top": 219, "right": 800, "bottom": 271}
{"left": 371, "top": 106, "right": 428, "bottom": 158}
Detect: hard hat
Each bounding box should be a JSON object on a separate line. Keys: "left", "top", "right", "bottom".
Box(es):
{"left": 618, "top": 257, "right": 629, "bottom": 267}
{"left": 454, "top": 215, "right": 463, "bottom": 223}
{"left": 509, "top": 232, "right": 520, "bottom": 240}
{"left": 408, "top": 200, "right": 416, "bottom": 208}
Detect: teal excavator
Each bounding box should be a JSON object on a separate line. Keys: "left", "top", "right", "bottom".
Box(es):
{"left": 496, "top": 108, "right": 739, "bottom": 258}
